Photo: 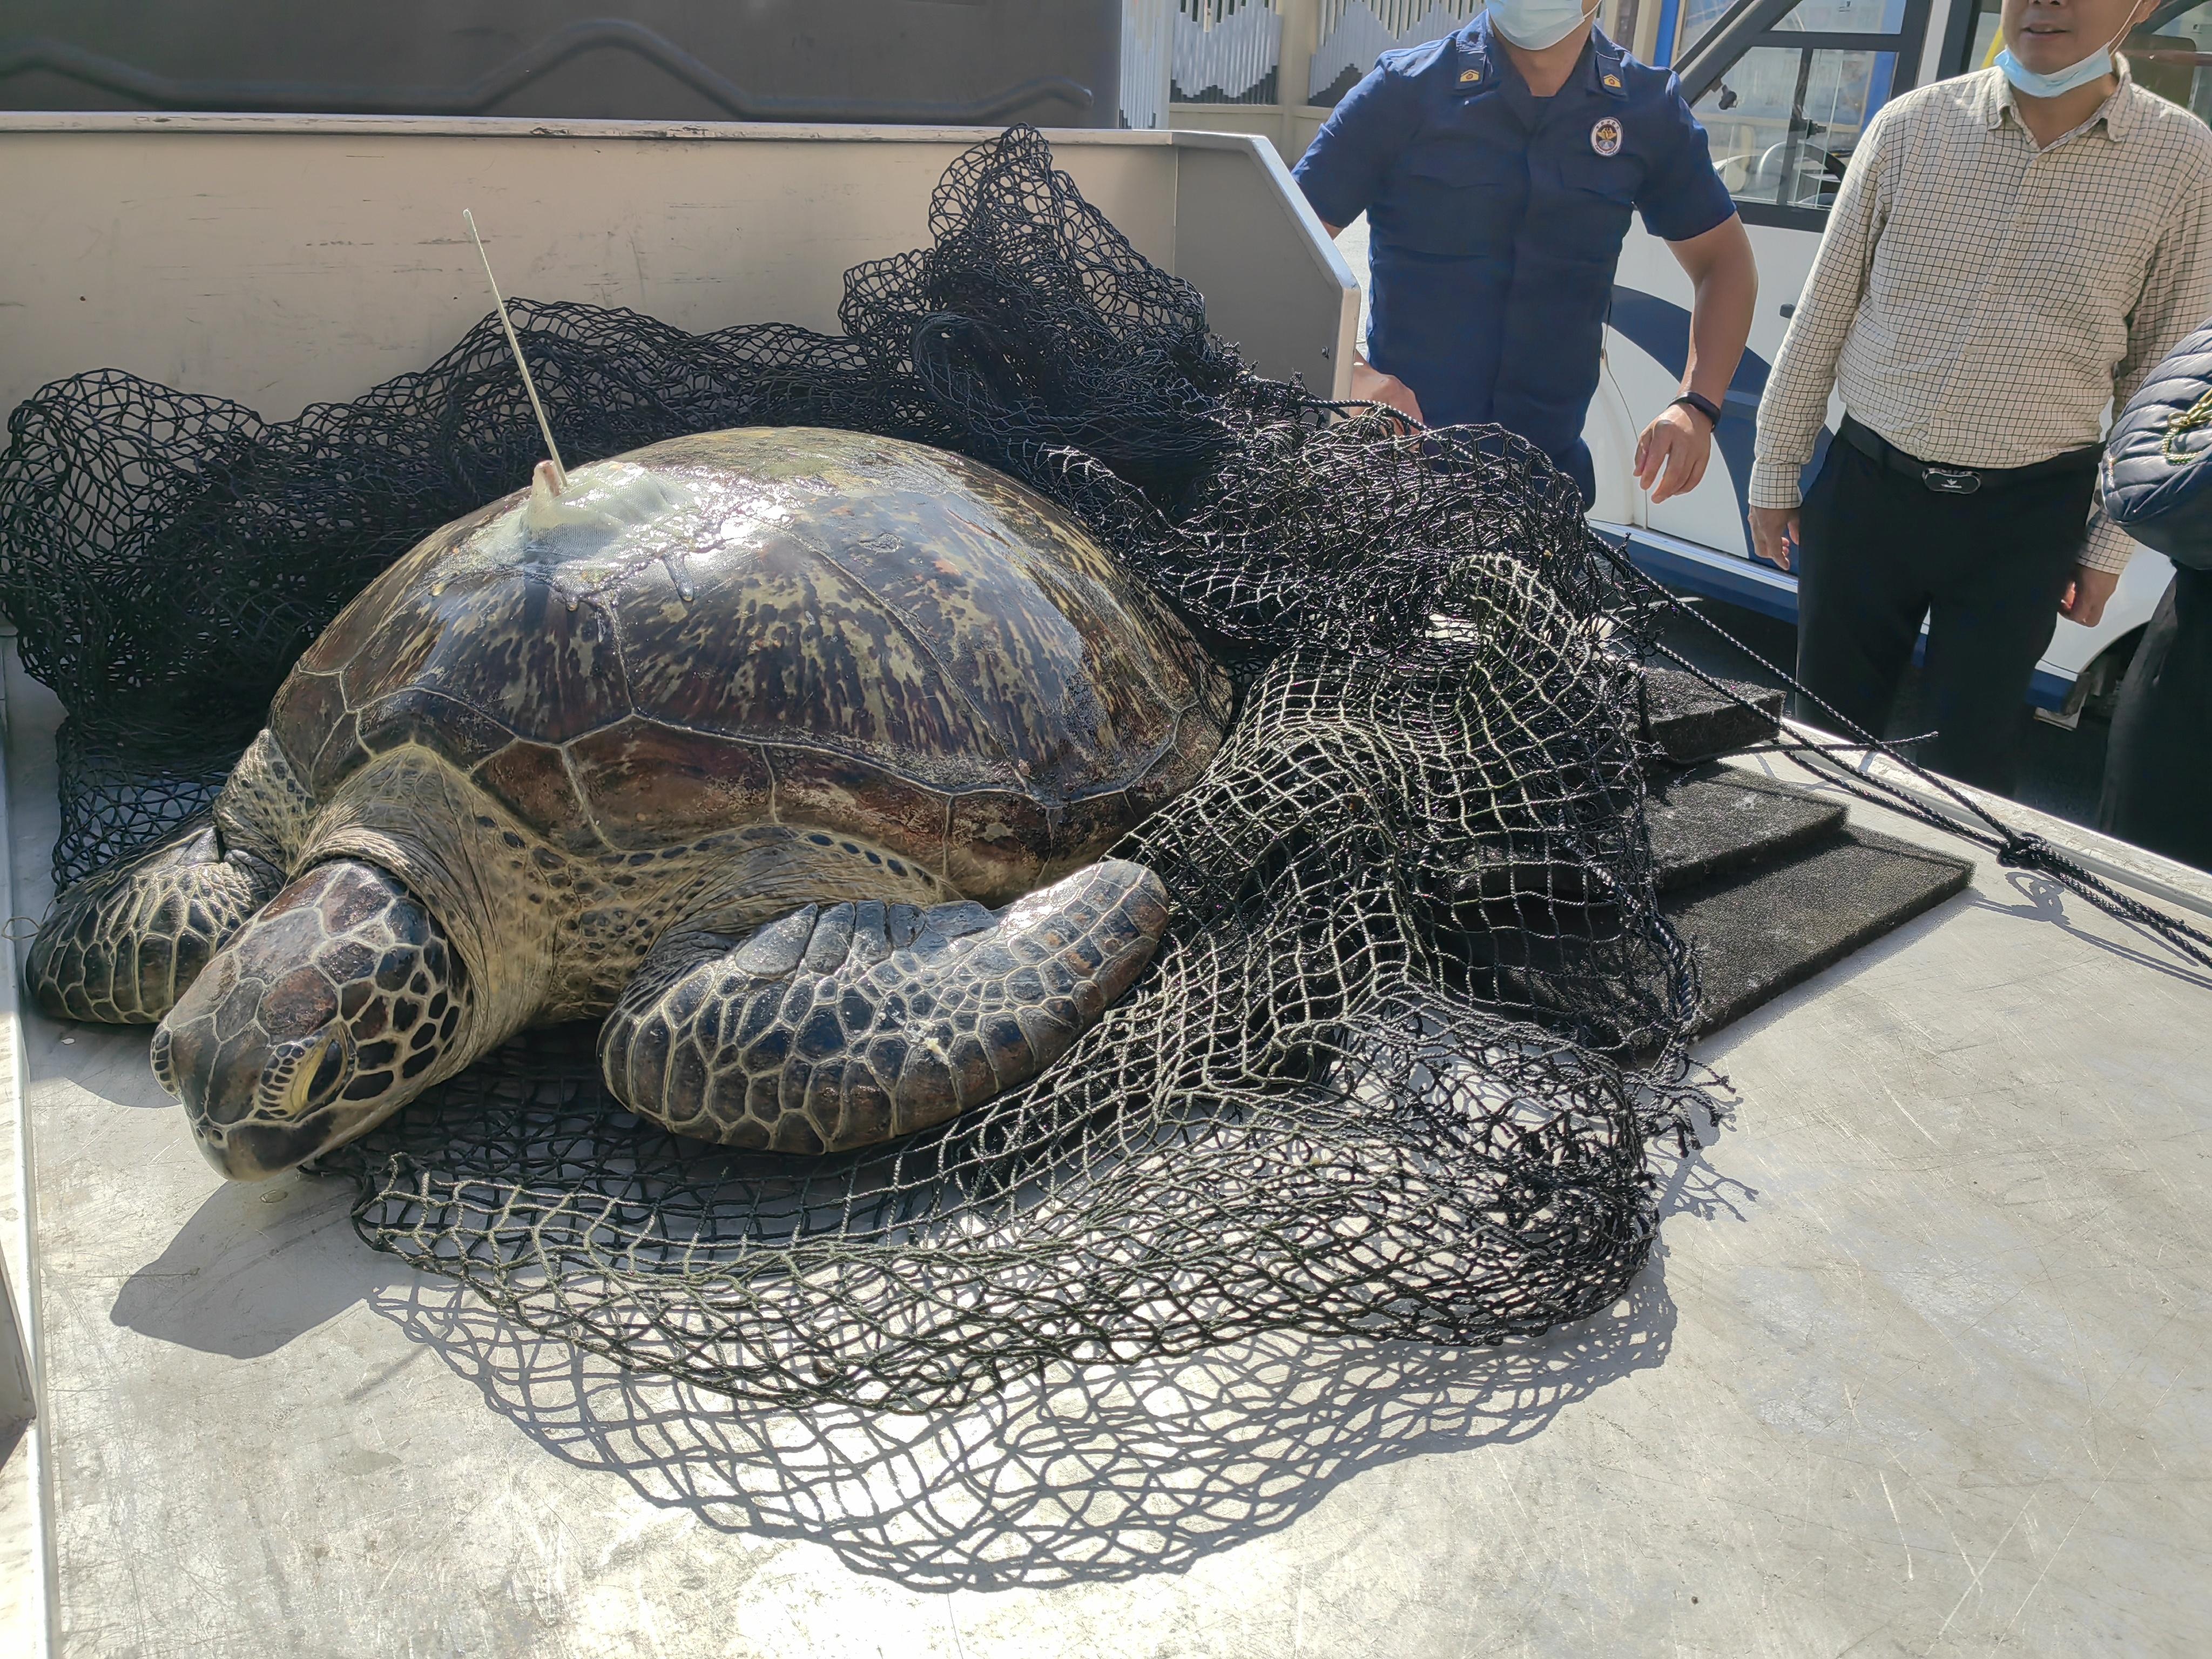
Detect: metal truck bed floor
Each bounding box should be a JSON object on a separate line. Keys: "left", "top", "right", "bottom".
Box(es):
{"left": 4, "top": 645, "right": 2209, "bottom": 1658}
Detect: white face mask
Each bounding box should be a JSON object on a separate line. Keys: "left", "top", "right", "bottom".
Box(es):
{"left": 1994, "top": 12, "right": 2135, "bottom": 98}
{"left": 1488, "top": 0, "right": 1604, "bottom": 51}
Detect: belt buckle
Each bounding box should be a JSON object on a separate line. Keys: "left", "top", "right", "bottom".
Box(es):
{"left": 1921, "top": 464, "right": 1981, "bottom": 495}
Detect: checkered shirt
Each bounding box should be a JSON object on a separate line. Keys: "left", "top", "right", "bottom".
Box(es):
{"left": 1748, "top": 66, "right": 2212, "bottom": 574}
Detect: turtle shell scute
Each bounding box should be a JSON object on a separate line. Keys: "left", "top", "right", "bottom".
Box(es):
{"left": 268, "top": 428, "right": 1229, "bottom": 865}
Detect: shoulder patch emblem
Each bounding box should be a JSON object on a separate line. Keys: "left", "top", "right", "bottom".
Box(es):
{"left": 1459, "top": 67, "right": 1482, "bottom": 83}
{"left": 1603, "top": 72, "right": 1623, "bottom": 88}
{"left": 1591, "top": 116, "right": 1624, "bottom": 156}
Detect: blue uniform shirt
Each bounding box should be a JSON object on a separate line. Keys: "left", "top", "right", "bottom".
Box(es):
{"left": 1293, "top": 16, "right": 1736, "bottom": 500}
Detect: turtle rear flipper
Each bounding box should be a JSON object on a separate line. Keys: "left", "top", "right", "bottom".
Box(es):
{"left": 598, "top": 860, "right": 1170, "bottom": 1154}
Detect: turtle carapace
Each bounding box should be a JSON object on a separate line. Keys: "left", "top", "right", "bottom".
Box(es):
{"left": 28, "top": 428, "right": 1231, "bottom": 1178}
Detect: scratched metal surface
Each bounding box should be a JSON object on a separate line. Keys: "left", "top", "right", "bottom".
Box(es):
{"left": 9, "top": 643, "right": 2211, "bottom": 1657}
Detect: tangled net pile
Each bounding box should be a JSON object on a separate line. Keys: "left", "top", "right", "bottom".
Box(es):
{"left": 2, "top": 126, "right": 1723, "bottom": 1410}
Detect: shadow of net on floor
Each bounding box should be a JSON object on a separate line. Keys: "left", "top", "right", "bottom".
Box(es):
{"left": 375, "top": 1271, "right": 1666, "bottom": 1588}
{"left": 363, "top": 1135, "right": 1750, "bottom": 1593}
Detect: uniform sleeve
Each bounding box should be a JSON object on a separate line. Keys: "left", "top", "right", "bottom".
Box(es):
{"left": 1292, "top": 64, "right": 1422, "bottom": 230}
{"left": 2081, "top": 141, "right": 2212, "bottom": 575}
{"left": 1748, "top": 101, "right": 1894, "bottom": 511}
{"left": 1634, "top": 74, "right": 1738, "bottom": 244}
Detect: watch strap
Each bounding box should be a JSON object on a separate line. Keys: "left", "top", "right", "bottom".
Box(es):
{"left": 1670, "top": 390, "right": 1723, "bottom": 429}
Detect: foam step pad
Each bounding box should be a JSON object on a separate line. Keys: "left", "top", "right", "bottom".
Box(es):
{"left": 1663, "top": 826, "right": 1972, "bottom": 1037}
{"left": 1642, "top": 666, "right": 1782, "bottom": 764}
{"left": 1646, "top": 764, "right": 1846, "bottom": 892}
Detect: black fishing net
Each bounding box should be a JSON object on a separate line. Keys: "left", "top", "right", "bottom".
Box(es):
{"left": 2, "top": 126, "right": 2202, "bottom": 1413}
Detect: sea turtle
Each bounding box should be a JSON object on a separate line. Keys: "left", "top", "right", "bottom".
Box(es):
{"left": 28, "top": 428, "right": 1231, "bottom": 1179}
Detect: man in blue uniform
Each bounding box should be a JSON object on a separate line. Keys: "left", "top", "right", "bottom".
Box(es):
{"left": 1294, "top": 1, "right": 1756, "bottom": 505}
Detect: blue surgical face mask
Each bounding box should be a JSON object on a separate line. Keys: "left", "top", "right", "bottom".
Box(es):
{"left": 1487, "top": 0, "right": 1602, "bottom": 51}
{"left": 1994, "top": 17, "right": 2132, "bottom": 98}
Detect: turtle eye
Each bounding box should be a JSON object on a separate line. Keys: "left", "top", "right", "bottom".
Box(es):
{"left": 304, "top": 1031, "right": 348, "bottom": 1108}
{"left": 275, "top": 1024, "right": 353, "bottom": 1118}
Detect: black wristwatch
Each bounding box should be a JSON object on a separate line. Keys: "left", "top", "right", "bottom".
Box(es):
{"left": 1670, "top": 390, "right": 1723, "bottom": 429}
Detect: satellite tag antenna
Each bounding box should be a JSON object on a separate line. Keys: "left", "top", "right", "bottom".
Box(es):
{"left": 463, "top": 208, "right": 569, "bottom": 493}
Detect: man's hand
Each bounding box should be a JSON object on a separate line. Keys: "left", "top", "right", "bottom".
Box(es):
{"left": 1748, "top": 503, "right": 1798, "bottom": 571}
{"left": 1635, "top": 403, "right": 1714, "bottom": 503}
{"left": 1350, "top": 360, "right": 1424, "bottom": 423}
{"left": 2058, "top": 563, "right": 2119, "bottom": 628}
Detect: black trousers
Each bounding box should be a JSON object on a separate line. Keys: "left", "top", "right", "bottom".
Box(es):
{"left": 1793, "top": 437, "right": 2092, "bottom": 796}
{"left": 2098, "top": 567, "right": 2212, "bottom": 871}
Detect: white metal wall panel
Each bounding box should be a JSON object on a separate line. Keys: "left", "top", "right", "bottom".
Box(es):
{"left": 0, "top": 116, "right": 1355, "bottom": 421}
{"left": 0, "top": 119, "right": 1178, "bottom": 424}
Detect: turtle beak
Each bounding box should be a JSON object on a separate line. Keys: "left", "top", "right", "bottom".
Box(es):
{"left": 172, "top": 1019, "right": 360, "bottom": 1182}
{"left": 194, "top": 1118, "right": 334, "bottom": 1183}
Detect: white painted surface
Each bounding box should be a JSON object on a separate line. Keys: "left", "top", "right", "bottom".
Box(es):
{"left": 7, "top": 640, "right": 2210, "bottom": 1654}
{"left": 0, "top": 119, "right": 1160, "bottom": 427}
{"left": 0, "top": 115, "right": 1357, "bottom": 422}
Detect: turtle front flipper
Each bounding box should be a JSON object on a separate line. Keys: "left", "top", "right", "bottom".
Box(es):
{"left": 599, "top": 859, "right": 1171, "bottom": 1154}
{"left": 27, "top": 816, "right": 285, "bottom": 1024}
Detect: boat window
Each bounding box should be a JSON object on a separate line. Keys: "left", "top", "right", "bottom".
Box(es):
{"left": 1678, "top": 0, "right": 1740, "bottom": 63}
{"left": 1676, "top": 0, "right": 1904, "bottom": 66}
{"left": 1961, "top": 0, "right": 2000, "bottom": 66}
{"left": 2131, "top": 4, "right": 2212, "bottom": 120}
{"left": 1769, "top": 0, "right": 1909, "bottom": 30}
{"left": 1695, "top": 45, "right": 1899, "bottom": 212}
{"left": 1689, "top": 0, "right": 1927, "bottom": 222}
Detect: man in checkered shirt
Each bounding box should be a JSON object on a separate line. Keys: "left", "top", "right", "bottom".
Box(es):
{"left": 1748, "top": 0, "right": 2212, "bottom": 796}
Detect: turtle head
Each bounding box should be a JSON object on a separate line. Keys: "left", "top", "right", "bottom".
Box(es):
{"left": 150, "top": 859, "right": 469, "bottom": 1181}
